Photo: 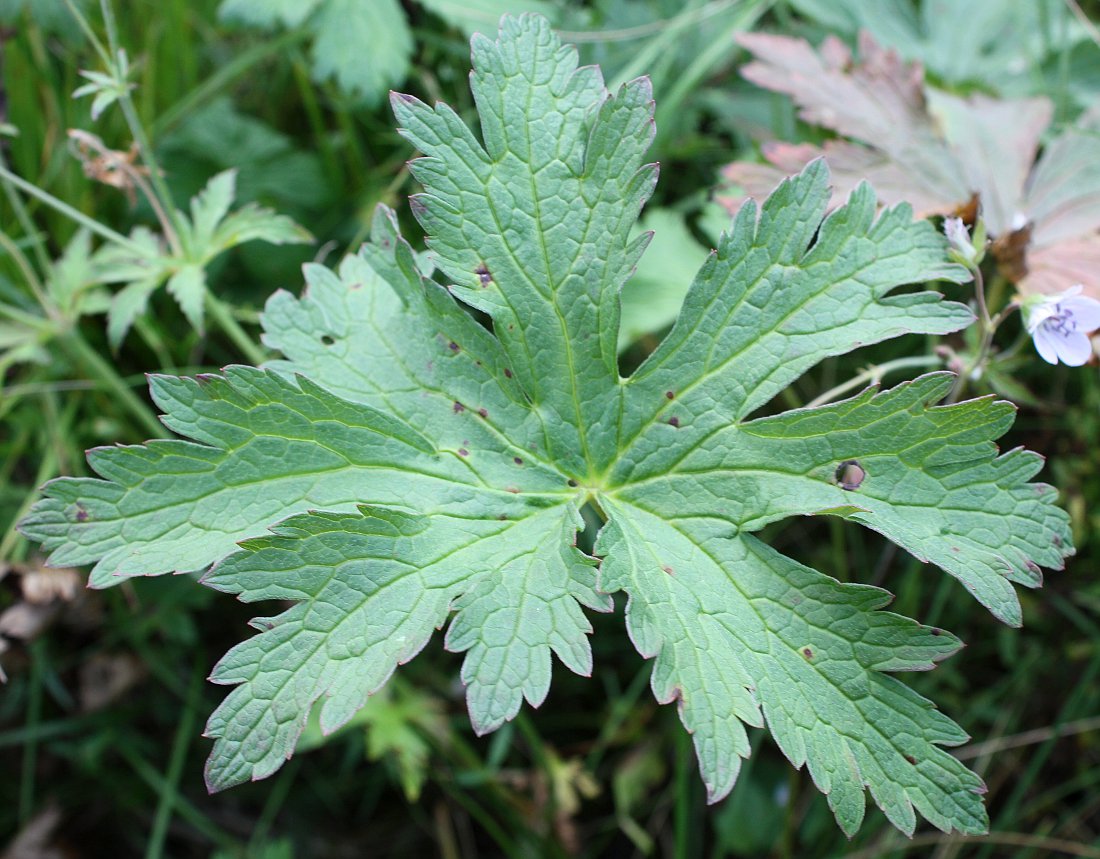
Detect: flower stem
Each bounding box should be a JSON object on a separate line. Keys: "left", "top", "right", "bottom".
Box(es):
{"left": 205, "top": 293, "right": 266, "bottom": 366}
{"left": 807, "top": 355, "right": 942, "bottom": 408}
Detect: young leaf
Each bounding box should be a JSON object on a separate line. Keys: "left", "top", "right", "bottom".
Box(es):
{"left": 21, "top": 15, "right": 1073, "bottom": 837}
{"left": 95, "top": 169, "right": 310, "bottom": 341}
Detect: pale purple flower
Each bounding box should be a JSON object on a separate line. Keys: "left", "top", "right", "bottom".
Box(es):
{"left": 1024, "top": 285, "right": 1100, "bottom": 366}
{"left": 944, "top": 216, "right": 976, "bottom": 265}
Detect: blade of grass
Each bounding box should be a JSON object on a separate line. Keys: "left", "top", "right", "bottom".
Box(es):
{"left": 145, "top": 654, "right": 204, "bottom": 859}
{"left": 18, "top": 640, "right": 46, "bottom": 825}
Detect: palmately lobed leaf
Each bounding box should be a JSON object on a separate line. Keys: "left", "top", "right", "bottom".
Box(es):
{"left": 20, "top": 13, "right": 1073, "bottom": 837}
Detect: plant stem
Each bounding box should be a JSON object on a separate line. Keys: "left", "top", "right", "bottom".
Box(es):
{"left": 0, "top": 149, "right": 51, "bottom": 275}
{"left": 145, "top": 656, "right": 202, "bottom": 859}
{"left": 0, "top": 229, "right": 51, "bottom": 314}
{"left": 972, "top": 262, "right": 992, "bottom": 329}
{"left": 0, "top": 164, "right": 148, "bottom": 254}
{"left": 61, "top": 328, "right": 164, "bottom": 437}
{"left": 93, "top": 0, "right": 187, "bottom": 256}
{"left": 205, "top": 292, "right": 266, "bottom": 365}
{"left": 0, "top": 446, "right": 57, "bottom": 562}
{"left": 806, "top": 355, "right": 942, "bottom": 408}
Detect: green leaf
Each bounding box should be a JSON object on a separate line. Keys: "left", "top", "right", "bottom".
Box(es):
{"left": 92, "top": 171, "right": 309, "bottom": 344}
{"left": 391, "top": 17, "right": 657, "bottom": 472}
{"left": 309, "top": 0, "right": 412, "bottom": 104}
{"left": 47, "top": 228, "right": 95, "bottom": 311}
{"left": 186, "top": 170, "right": 238, "bottom": 254}
{"left": 106, "top": 278, "right": 158, "bottom": 348}
{"left": 22, "top": 15, "right": 1073, "bottom": 837}
{"left": 416, "top": 0, "right": 557, "bottom": 34}
{"left": 211, "top": 206, "right": 313, "bottom": 251}
{"left": 166, "top": 264, "right": 208, "bottom": 332}
{"left": 218, "top": 0, "right": 412, "bottom": 102}
{"left": 218, "top": 0, "right": 322, "bottom": 28}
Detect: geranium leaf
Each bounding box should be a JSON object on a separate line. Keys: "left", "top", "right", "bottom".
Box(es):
{"left": 21, "top": 14, "right": 1073, "bottom": 837}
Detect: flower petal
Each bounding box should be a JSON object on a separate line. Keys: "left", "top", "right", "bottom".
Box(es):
{"left": 1064, "top": 297, "right": 1100, "bottom": 332}
{"left": 1055, "top": 331, "right": 1093, "bottom": 366}
{"left": 1032, "top": 326, "right": 1062, "bottom": 364}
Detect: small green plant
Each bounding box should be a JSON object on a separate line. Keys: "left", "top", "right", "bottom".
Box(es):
{"left": 20, "top": 15, "right": 1072, "bottom": 838}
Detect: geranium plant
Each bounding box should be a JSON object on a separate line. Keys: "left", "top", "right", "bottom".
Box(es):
{"left": 21, "top": 15, "right": 1072, "bottom": 838}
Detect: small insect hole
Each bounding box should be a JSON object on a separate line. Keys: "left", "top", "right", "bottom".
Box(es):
{"left": 668, "top": 416, "right": 680, "bottom": 428}
{"left": 478, "top": 408, "right": 489, "bottom": 419}
{"left": 513, "top": 457, "right": 523, "bottom": 466}
{"left": 448, "top": 341, "right": 460, "bottom": 352}
{"left": 665, "top": 391, "right": 675, "bottom": 400}
{"left": 453, "top": 401, "right": 465, "bottom": 413}
{"left": 835, "top": 460, "right": 865, "bottom": 491}
{"left": 475, "top": 263, "right": 492, "bottom": 286}
{"left": 458, "top": 448, "right": 469, "bottom": 457}
{"left": 567, "top": 479, "right": 578, "bottom": 488}
{"left": 802, "top": 647, "right": 814, "bottom": 659}
{"left": 320, "top": 335, "right": 336, "bottom": 346}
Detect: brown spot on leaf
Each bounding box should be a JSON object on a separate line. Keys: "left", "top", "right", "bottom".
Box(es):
{"left": 503, "top": 368, "right": 513, "bottom": 378}
{"left": 835, "top": 460, "right": 866, "bottom": 491}
{"left": 513, "top": 457, "right": 523, "bottom": 466}
{"left": 802, "top": 647, "right": 814, "bottom": 660}
{"left": 478, "top": 408, "right": 488, "bottom": 419}
{"left": 75, "top": 506, "right": 88, "bottom": 522}
{"left": 665, "top": 391, "right": 675, "bottom": 399}
{"left": 453, "top": 401, "right": 465, "bottom": 413}
{"left": 506, "top": 487, "right": 520, "bottom": 494}
{"left": 448, "top": 341, "right": 460, "bottom": 352}
{"left": 661, "top": 565, "right": 674, "bottom": 576}
{"left": 668, "top": 416, "right": 680, "bottom": 428}
{"left": 930, "top": 628, "right": 942, "bottom": 636}
{"left": 458, "top": 448, "right": 469, "bottom": 457}
{"left": 904, "top": 754, "right": 917, "bottom": 765}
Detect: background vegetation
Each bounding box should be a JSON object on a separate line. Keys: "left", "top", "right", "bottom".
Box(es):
{"left": 2, "top": 1, "right": 1100, "bottom": 856}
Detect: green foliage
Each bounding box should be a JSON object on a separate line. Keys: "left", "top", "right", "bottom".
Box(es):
{"left": 18, "top": 13, "right": 1075, "bottom": 841}
{"left": 218, "top": 0, "right": 558, "bottom": 104}
{"left": 97, "top": 169, "right": 312, "bottom": 344}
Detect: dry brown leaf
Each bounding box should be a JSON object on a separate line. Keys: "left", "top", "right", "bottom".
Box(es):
{"left": 1, "top": 804, "right": 66, "bottom": 859}
{"left": 720, "top": 31, "right": 1100, "bottom": 299}
{"left": 20, "top": 567, "right": 80, "bottom": 605}
{"left": 79, "top": 652, "right": 145, "bottom": 712}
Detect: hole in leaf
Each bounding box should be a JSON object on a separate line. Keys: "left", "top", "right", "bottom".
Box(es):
{"left": 320, "top": 335, "right": 335, "bottom": 346}
{"left": 835, "top": 460, "right": 865, "bottom": 491}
